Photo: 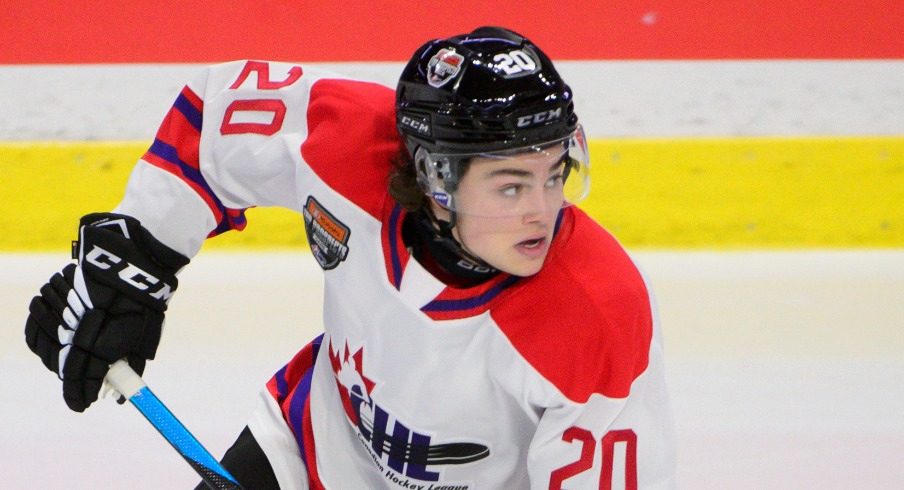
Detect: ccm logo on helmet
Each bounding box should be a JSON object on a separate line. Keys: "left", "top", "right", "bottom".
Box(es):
{"left": 516, "top": 108, "right": 563, "bottom": 128}
{"left": 84, "top": 245, "right": 175, "bottom": 301}
{"left": 400, "top": 115, "right": 430, "bottom": 135}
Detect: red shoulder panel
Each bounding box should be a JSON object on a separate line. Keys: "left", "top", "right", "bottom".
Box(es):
{"left": 300, "top": 78, "right": 404, "bottom": 218}
{"left": 491, "top": 208, "right": 653, "bottom": 402}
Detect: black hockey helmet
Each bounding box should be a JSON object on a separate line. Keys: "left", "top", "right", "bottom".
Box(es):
{"left": 396, "top": 26, "right": 578, "bottom": 156}
{"left": 395, "top": 26, "right": 589, "bottom": 216}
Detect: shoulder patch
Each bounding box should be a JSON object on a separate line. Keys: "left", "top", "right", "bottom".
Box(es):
{"left": 303, "top": 196, "right": 350, "bottom": 270}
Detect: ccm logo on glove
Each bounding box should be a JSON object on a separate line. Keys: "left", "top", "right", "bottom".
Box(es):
{"left": 84, "top": 245, "right": 175, "bottom": 301}
{"left": 25, "top": 212, "right": 190, "bottom": 412}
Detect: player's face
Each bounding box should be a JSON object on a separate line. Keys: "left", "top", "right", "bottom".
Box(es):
{"left": 439, "top": 151, "right": 567, "bottom": 277}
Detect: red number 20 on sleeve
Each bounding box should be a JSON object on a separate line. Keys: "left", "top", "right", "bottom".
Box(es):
{"left": 549, "top": 428, "right": 638, "bottom": 490}
{"left": 220, "top": 61, "right": 303, "bottom": 136}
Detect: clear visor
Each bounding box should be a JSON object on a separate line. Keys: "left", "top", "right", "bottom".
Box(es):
{"left": 417, "top": 125, "right": 590, "bottom": 218}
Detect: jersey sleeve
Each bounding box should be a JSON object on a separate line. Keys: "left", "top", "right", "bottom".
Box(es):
{"left": 114, "top": 60, "right": 399, "bottom": 257}
{"left": 493, "top": 209, "right": 676, "bottom": 488}
{"left": 526, "top": 282, "right": 676, "bottom": 489}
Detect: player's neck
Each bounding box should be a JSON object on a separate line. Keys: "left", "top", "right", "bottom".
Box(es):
{"left": 402, "top": 210, "right": 499, "bottom": 288}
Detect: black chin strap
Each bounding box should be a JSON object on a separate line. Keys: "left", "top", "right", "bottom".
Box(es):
{"left": 404, "top": 209, "right": 499, "bottom": 284}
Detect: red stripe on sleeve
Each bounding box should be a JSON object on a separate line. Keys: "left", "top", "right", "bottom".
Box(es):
{"left": 140, "top": 151, "right": 226, "bottom": 225}
{"left": 303, "top": 398, "right": 326, "bottom": 490}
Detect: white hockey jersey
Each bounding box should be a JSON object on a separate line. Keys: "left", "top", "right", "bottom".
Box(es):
{"left": 115, "top": 60, "right": 676, "bottom": 489}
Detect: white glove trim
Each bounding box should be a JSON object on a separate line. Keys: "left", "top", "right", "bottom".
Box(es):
{"left": 57, "top": 325, "right": 74, "bottom": 345}
{"left": 71, "top": 265, "right": 94, "bottom": 310}
{"left": 58, "top": 345, "right": 71, "bottom": 379}
{"left": 66, "top": 289, "right": 86, "bottom": 318}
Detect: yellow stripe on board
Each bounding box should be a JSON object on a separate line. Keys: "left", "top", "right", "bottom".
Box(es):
{"left": 1, "top": 138, "right": 901, "bottom": 252}
{"left": 589, "top": 137, "right": 903, "bottom": 248}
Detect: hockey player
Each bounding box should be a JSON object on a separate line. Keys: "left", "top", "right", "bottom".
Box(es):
{"left": 25, "top": 27, "right": 676, "bottom": 488}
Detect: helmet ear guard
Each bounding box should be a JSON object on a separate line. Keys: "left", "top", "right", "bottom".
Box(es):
{"left": 414, "top": 146, "right": 462, "bottom": 210}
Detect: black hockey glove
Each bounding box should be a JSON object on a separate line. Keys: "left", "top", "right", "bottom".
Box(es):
{"left": 25, "top": 213, "right": 190, "bottom": 412}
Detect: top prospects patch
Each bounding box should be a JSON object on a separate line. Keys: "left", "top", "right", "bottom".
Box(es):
{"left": 303, "top": 196, "right": 350, "bottom": 270}
{"left": 427, "top": 48, "right": 465, "bottom": 88}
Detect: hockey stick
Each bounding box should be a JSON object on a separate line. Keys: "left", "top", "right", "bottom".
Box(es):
{"left": 105, "top": 360, "right": 244, "bottom": 490}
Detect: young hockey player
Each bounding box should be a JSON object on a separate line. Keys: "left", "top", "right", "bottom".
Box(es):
{"left": 25, "top": 27, "right": 676, "bottom": 489}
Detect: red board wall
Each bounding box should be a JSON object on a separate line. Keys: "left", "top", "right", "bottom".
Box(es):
{"left": 2, "top": 1, "right": 902, "bottom": 63}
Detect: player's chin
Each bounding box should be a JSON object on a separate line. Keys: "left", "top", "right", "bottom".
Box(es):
{"left": 500, "top": 250, "right": 549, "bottom": 277}
{"left": 501, "top": 258, "right": 546, "bottom": 277}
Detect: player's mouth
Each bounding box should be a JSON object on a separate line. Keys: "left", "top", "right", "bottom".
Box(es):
{"left": 515, "top": 235, "right": 548, "bottom": 257}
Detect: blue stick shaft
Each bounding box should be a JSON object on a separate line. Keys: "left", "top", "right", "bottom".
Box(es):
{"left": 106, "top": 361, "right": 243, "bottom": 490}
{"left": 129, "top": 387, "right": 243, "bottom": 489}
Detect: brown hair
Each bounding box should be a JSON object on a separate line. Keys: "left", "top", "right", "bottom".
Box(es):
{"left": 387, "top": 148, "right": 428, "bottom": 212}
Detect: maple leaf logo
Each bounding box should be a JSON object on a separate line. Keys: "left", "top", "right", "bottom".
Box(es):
{"left": 328, "top": 339, "right": 377, "bottom": 425}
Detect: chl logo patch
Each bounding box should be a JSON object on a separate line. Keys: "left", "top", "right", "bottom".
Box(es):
{"left": 303, "top": 196, "right": 350, "bottom": 270}
{"left": 328, "top": 338, "right": 490, "bottom": 484}
{"left": 427, "top": 48, "right": 465, "bottom": 88}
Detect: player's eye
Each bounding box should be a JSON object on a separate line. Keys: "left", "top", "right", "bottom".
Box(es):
{"left": 500, "top": 184, "right": 522, "bottom": 197}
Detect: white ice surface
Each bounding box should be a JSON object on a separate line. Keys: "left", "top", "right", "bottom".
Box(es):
{"left": 2, "top": 251, "right": 903, "bottom": 489}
